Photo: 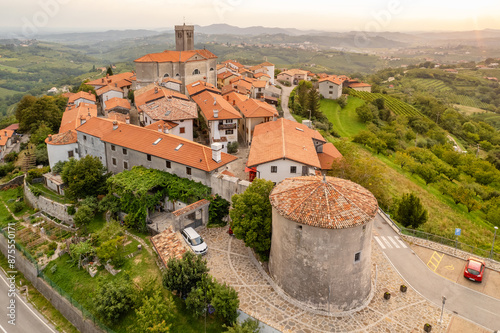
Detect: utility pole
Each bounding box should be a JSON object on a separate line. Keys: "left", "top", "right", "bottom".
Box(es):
{"left": 439, "top": 296, "right": 446, "bottom": 324}
{"left": 491, "top": 226, "right": 498, "bottom": 259}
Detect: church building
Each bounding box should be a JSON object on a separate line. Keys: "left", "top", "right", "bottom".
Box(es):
{"left": 134, "top": 25, "right": 218, "bottom": 95}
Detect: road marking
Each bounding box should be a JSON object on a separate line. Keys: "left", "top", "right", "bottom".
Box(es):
{"left": 445, "top": 264, "right": 454, "bottom": 271}
{"left": 387, "top": 236, "right": 400, "bottom": 248}
{"left": 380, "top": 236, "right": 393, "bottom": 249}
{"left": 0, "top": 324, "right": 7, "bottom": 333}
{"left": 0, "top": 271, "right": 56, "bottom": 333}
{"left": 427, "top": 251, "right": 444, "bottom": 272}
{"left": 395, "top": 236, "right": 408, "bottom": 248}
{"left": 475, "top": 306, "right": 500, "bottom": 317}
{"left": 374, "top": 236, "right": 386, "bottom": 249}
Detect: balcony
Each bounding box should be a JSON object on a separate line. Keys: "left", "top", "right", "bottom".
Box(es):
{"left": 218, "top": 123, "right": 237, "bottom": 130}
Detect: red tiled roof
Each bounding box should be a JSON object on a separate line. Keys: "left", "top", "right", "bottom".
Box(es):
{"left": 105, "top": 97, "right": 131, "bottom": 111}
{"left": 3, "top": 123, "right": 19, "bottom": 131}
{"left": 134, "top": 49, "right": 217, "bottom": 63}
{"left": 139, "top": 97, "right": 197, "bottom": 122}
{"left": 192, "top": 91, "right": 242, "bottom": 121}
{"left": 75, "top": 117, "right": 118, "bottom": 138}
{"left": 318, "top": 76, "right": 344, "bottom": 85}
{"left": 0, "top": 129, "right": 14, "bottom": 147}
{"left": 222, "top": 59, "right": 244, "bottom": 68}
{"left": 59, "top": 103, "right": 98, "bottom": 133}
{"left": 68, "top": 91, "right": 96, "bottom": 104}
{"left": 86, "top": 72, "right": 135, "bottom": 87}
{"left": 260, "top": 61, "right": 274, "bottom": 67}
{"left": 45, "top": 130, "right": 77, "bottom": 145}
{"left": 247, "top": 118, "right": 327, "bottom": 168}
{"left": 223, "top": 92, "right": 249, "bottom": 106}
{"left": 318, "top": 142, "right": 342, "bottom": 170}
{"left": 135, "top": 84, "right": 189, "bottom": 107}
{"left": 145, "top": 120, "right": 178, "bottom": 131}
{"left": 186, "top": 80, "right": 220, "bottom": 97}
{"left": 96, "top": 85, "right": 123, "bottom": 96}
{"left": 348, "top": 82, "right": 371, "bottom": 88}
{"left": 107, "top": 112, "right": 130, "bottom": 123}
{"left": 101, "top": 123, "right": 237, "bottom": 172}
{"left": 172, "top": 199, "right": 210, "bottom": 217}
{"left": 236, "top": 98, "right": 278, "bottom": 118}
{"left": 269, "top": 176, "right": 378, "bottom": 229}
{"left": 151, "top": 227, "right": 188, "bottom": 265}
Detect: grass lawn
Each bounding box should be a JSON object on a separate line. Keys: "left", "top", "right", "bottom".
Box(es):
{"left": 320, "top": 97, "right": 366, "bottom": 137}
{"left": 0, "top": 186, "right": 34, "bottom": 218}
{"left": 29, "top": 183, "right": 72, "bottom": 204}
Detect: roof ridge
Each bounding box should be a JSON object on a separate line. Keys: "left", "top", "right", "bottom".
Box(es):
{"left": 281, "top": 119, "right": 286, "bottom": 159}
{"left": 325, "top": 181, "right": 371, "bottom": 219}
{"left": 202, "top": 145, "right": 209, "bottom": 171}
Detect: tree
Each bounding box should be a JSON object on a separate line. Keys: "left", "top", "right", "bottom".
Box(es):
{"left": 61, "top": 156, "right": 110, "bottom": 199}
{"left": 29, "top": 123, "right": 53, "bottom": 145}
{"left": 34, "top": 144, "right": 49, "bottom": 166}
{"left": 134, "top": 291, "right": 174, "bottom": 333}
{"left": 106, "top": 66, "right": 114, "bottom": 76}
{"left": 162, "top": 251, "right": 209, "bottom": 298}
{"left": 209, "top": 281, "right": 240, "bottom": 324}
{"left": 416, "top": 163, "right": 438, "bottom": 185}
{"left": 69, "top": 240, "right": 95, "bottom": 269}
{"left": 355, "top": 104, "right": 374, "bottom": 123}
{"left": 73, "top": 205, "right": 94, "bottom": 228}
{"left": 394, "top": 151, "right": 414, "bottom": 169}
{"left": 394, "top": 193, "right": 428, "bottom": 228}
{"left": 229, "top": 179, "right": 274, "bottom": 261}
{"left": 307, "top": 87, "right": 321, "bottom": 119}
{"left": 208, "top": 194, "right": 230, "bottom": 226}
{"left": 94, "top": 278, "right": 134, "bottom": 324}
{"left": 16, "top": 95, "right": 65, "bottom": 133}
{"left": 96, "top": 236, "right": 125, "bottom": 266}
{"left": 223, "top": 318, "right": 261, "bottom": 333}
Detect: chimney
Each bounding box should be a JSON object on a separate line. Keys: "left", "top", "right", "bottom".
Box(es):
{"left": 80, "top": 116, "right": 87, "bottom": 125}
{"left": 126, "top": 116, "right": 130, "bottom": 124}
{"left": 163, "top": 125, "right": 169, "bottom": 134}
{"left": 213, "top": 96, "right": 216, "bottom": 105}
{"left": 112, "top": 121, "right": 118, "bottom": 130}
{"left": 211, "top": 143, "right": 222, "bottom": 163}
{"left": 101, "top": 78, "right": 104, "bottom": 83}
{"left": 158, "top": 125, "right": 162, "bottom": 133}
{"left": 154, "top": 87, "right": 158, "bottom": 94}
{"left": 213, "top": 109, "right": 219, "bottom": 118}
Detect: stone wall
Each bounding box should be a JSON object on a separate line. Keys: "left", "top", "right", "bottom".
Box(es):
{"left": 0, "top": 234, "right": 103, "bottom": 333}
{"left": 24, "top": 180, "right": 73, "bottom": 224}
{"left": 210, "top": 172, "right": 250, "bottom": 202}
{"left": 0, "top": 174, "right": 25, "bottom": 190}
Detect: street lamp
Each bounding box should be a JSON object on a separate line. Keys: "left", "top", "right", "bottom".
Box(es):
{"left": 439, "top": 295, "right": 446, "bottom": 324}
{"left": 491, "top": 226, "right": 498, "bottom": 259}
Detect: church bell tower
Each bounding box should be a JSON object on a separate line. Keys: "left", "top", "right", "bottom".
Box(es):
{"left": 175, "top": 24, "right": 194, "bottom": 52}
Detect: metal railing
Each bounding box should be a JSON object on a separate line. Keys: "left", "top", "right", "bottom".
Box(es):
{"left": 379, "top": 209, "right": 500, "bottom": 262}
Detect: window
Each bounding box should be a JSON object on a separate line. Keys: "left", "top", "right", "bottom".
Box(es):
{"left": 180, "top": 127, "right": 185, "bottom": 134}
{"left": 68, "top": 150, "right": 74, "bottom": 158}
{"left": 354, "top": 252, "right": 361, "bottom": 263}
{"left": 111, "top": 145, "right": 116, "bottom": 151}
{"left": 186, "top": 167, "right": 192, "bottom": 175}
{"left": 226, "top": 130, "right": 233, "bottom": 135}
{"left": 329, "top": 91, "right": 333, "bottom": 95}
{"left": 192, "top": 69, "right": 200, "bottom": 75}
{"left": 175, "top": 73, "right": 180, "bottom": 77}
{"left": 112, "top": 158, "right": 116, "bottom": 166}
{"left": 297, "top": 225, "right": 302, "bottom": 230}
{"left": 271, "top": 166, "right": 277, "bottom": 173}
{"left": 290, "top": 166, "right": 297, "bottom": 174}
{"left": 123, "top": 148, "right": 127, "bottom": 155}
{"left": 163, "top": 73, "right": 170, "bottom": 78}
{"left": 166, "top": 161, "right": 171, "bottom": 168}
{"left": 225, "top": 119, "right": 233, "bottom": 123}
{"left": 329, "top": 86, "right": 333, "bottom": 89}
{"left": 83, "top": 135, "right": 87, "bottom": 141}
{"left": 147, "top": 154, "right": 152, "bottom": 161}
{"left": 124, "top": 161, "right": 128, "bottom": 170}
{"left": 210, "top": 67, "right": 214, "bottom": 71}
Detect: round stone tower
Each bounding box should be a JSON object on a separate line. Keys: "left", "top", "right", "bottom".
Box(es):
{"left": 268, "top": 176, "right": 378, "bottom": 312}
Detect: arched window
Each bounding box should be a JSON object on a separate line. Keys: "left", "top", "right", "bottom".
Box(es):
{"left": 175, "top": 73, "right": 180, "bottom": 78}
{"left": 209, "top": 67, "right": 214, "bottom": 71}
{"left": 163, "top": 73, "right": 170, "bottom": 78}
{"left": 192, "top": 69, "right": 200, "bottom": 75}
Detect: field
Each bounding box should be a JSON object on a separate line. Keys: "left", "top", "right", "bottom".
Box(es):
{"left": 320, "top": 97, "right": 366, "bottom": 137}
{"left": 348, "top": 89, "right": 424, "bottom": 117}
{"left": 0, "top": 86, "right": 18, "bottom": 98}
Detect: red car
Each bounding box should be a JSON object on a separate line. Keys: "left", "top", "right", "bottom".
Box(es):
{"left": 464, "top": 257, "right": 486, "bottom": 282}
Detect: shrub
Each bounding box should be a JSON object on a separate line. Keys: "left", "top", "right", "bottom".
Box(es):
{"left": 67, "top": 205, "right": 76, "bottom": 215}
{"left": 394, "top": 193, "right": 428, "bottom": 228}
{"left": 12, "top": 202, "right": 25, "bottom": 213}
{"left": 3, "top": 152, "right": 18, "bottom": 163}
{"left": 227, "top": 141, "right": 239, "bottom": 154}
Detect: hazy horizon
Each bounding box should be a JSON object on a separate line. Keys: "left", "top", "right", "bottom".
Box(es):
{"left": 1, "top": 0, "right": 500, "bottom": 38}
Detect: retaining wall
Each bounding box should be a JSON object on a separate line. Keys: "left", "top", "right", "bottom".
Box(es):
{"left": 0, "top": 234, "right": 103, "bottom": 333}
{"left": 0, "top": 175, "right": 25, "bottom": 190}
{"left": 24, "top": 180, "right": 73, "bottom": 224}
{"left": 210, "top": 172, "right": 250, "bottom": 202}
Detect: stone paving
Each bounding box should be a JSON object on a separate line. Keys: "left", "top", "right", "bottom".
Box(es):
{"left": 199, "top": 226, "right": 454, "bottom": 333}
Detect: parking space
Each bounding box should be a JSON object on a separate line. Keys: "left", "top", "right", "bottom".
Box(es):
{"left": 411, "top": 245, "right": 500, "bottom": 300}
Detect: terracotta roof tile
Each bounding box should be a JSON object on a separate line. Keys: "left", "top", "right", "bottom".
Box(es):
{"left": 86, "top": 72, "right": 135, "bottom": 87}
{"left": 260, "top": 61, "right": 274, "bottom": 67}
{"left": 96, "top": 85, "right": 123, "bottom": 96}
{"left": 151, "top": 227, "right": 188, "bottom": 265}
{"left": 269, "top": 176, "right": 378, "bottom": 229}
{"left": 107, "top": 112, "right": 130, "bottom": 123}
{"left": 76, "top": 117, "right": 118, "bottom": 138}
{"left": 105, "top": 97, "right": 131, "bottom": 111}
{"left": 186, "top": 80, "right": 220, "bottom": 97}
{"left": 139, "top": 97, "right": 197, "bottom": 122}
{"left": 59, "top": 103, "right": 98, "bottom": 133}
{"left": 348, "top": 82, "right": 372, "bottom": 88}
{"left": 318, "top": 142, "right": 342, "bottom": 170}
{"left": 101, "top": 123, "right": 237, "bottom": 172}
{"left": 144, "top": 120, "right": 179, "bottom": 131}
{"left": 0, "top": 129, "right": 14, "bottom": 147}
{"left": 45, "top": 130, "right": 77, "bottom": 145}
{"left": 247, "top": 118, "right": 329, "bottom": 168}
{"left": 172, "top": 199, "right": 210, "bottom": 217}
{"left": 68, "top": 91, "right": 96, "bottom": 104}
{"left": 135, "top": 49, "right": 217, "bottom": 63}
{"left": 192, "top": 91, "right": 242, "bottom": 121}
{"left": 135, "top": 84, "right": 189, "bottom": 107}
{"left": 3, "top": 123, "right": 19, "bottom": 131}
{"left": 223, "top": 92, "right": 249, "bottom": 106}
{"left": 236, "top": 98, "right": 278, "bottom": 118}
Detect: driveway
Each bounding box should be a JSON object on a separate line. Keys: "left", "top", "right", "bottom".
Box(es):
{"left": 374, "top": 213, "right": 500, "bottom": 331}
{"left": 279, "top": 85, "right": 296, "bottom": 122}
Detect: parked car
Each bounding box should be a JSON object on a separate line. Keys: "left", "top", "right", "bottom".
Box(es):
{"left": 181, "top": 227, "right": 207, "bottom": 255}
{"left": 463, "top": 257, "right": 486, "bottom": 282}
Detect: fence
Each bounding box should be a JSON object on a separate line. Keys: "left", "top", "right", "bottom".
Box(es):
{"left": 38, "top": 271, "right": 115, "bottom": 333}
{"left": 0, "top": 227, "right": 39, "bottom": 269}
{"left": 379, "top": 209, "right": 500, "bottom": 262}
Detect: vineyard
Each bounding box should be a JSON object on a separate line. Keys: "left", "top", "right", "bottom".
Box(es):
{"left": 348, "top": 89, "right": 424, "bottom": 117}
{"left": 410, "top": 78, "right": 452, "bottom": 93}
{"left": 447, "top": 94, "right": 493, "bottom": 110}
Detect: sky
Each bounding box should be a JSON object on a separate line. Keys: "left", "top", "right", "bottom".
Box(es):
{"left": 1, "top": 0, "right": 500, "bottom": 35}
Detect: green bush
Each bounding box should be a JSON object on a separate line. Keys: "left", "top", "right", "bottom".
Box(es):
{"left": 12, "top": 201, "right": 25, "bottom": 213}
{"left": 47, "top": 250, "right": 55, "bottom": 257}
{"left": 227, "top": 141, "right": 239, "bottom": 154}
{"left": 30, "top": 187, "right": 42, "bottom": 197}
{"left": 67, "top": 205, "right": 76, "bottom": 215}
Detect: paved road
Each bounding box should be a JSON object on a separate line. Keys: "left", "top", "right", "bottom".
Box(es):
{"left": 0, "top": 269, "right": 56, "bottom": 333}
{"left": 279, "top": 85, "right": 296, "bottom": 122}
{"left": 374, "top": 213, "right": 500, "bottom": 331}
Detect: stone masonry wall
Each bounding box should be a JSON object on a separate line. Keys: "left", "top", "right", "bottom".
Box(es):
{"left": 0, "top": 175, "right": 25, "bottom": 190}
{"left": 24, "top": 180, "right": 73, "bottom": 224}
{"left": 210, "top": 172, "right": 250, "bottom": 202}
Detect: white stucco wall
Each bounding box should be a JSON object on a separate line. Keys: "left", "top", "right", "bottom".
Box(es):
{"left": 101, "top": 90, "right": 124, "bottom": 110}
{"left": 209, "top": 119, "right": 238, "bottom": 153}
{"left": 74, "top": 98, "right": 96, "bottom": 107}
{"left": 77, "top": 131, "right": 107, "bottom": 168}
{"left": 255, "top": 159, "right": 313, "bottom": 184}
{"left": 47, "top": 142, "right": 79, "bottom": 169}
{"left": 143, "top": 114, "right": 194, "bottom": 142}
{"left": 318, "top": 81, "right": 342, "bottom": 100}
